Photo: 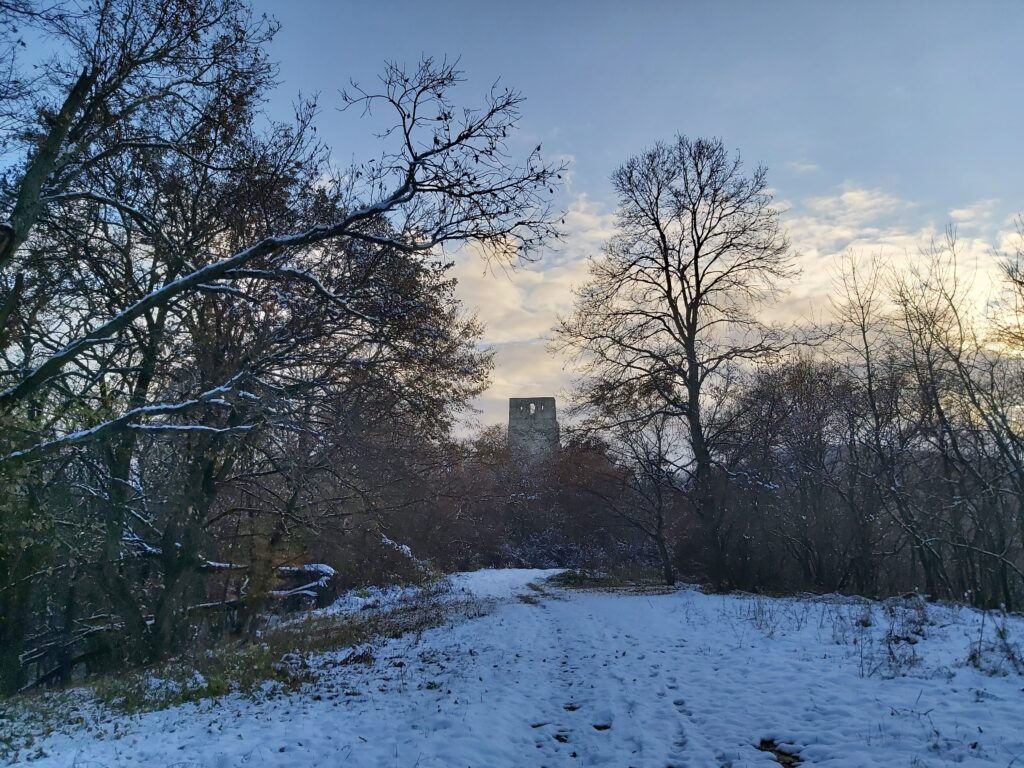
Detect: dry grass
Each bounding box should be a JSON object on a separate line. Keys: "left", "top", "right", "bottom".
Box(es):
{"left": 757, "top": 738, "right": 802, "bottom": 766}
{"left": 92, "top": 596, "right": 462, "bottom": 714}
{"left": 550, "top": 568, "right": 676, "bottom": 594}
{"left": 0, "top": 589, "right": 482, "bottom": 762}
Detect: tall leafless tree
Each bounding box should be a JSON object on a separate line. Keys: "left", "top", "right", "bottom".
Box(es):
{"left": 557, "top": 136, "right": 795, "bottom": 578}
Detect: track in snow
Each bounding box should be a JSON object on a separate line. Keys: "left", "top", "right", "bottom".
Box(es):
{"left": 15, "top": 569, "right": 1024, "bottom": 767}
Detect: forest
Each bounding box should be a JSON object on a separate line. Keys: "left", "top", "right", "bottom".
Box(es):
{"left": 1, "top": 0, "right": 1023, "bottom": 706}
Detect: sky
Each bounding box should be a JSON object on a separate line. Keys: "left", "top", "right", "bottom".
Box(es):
{"left": 251, "top": 0, "right": 1024, "bottom": 429}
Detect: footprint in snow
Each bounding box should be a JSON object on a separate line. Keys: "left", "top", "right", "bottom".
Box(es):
{"left": 668, "top": 714, "right": 693, "bottom": 766}
{"left": 672, "top": 698, "right": 692, "bottom": 716}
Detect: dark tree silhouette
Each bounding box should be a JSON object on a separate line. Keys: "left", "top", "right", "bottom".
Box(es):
{"left": 557, "top": 136, "right": 795, "bottom": 578}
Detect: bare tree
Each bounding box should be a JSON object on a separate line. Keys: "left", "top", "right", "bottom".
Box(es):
{"left": 1, "top": 29, "right": 561, "bottom": 456}
{"left": 557, "top": 136, "right": 794, "bottom": 579}
{"left": 0, "top": 1, "right": 563, "bottom": 691}
{"left": 723, "top": 355, "right": 874, "bottom": 592}
{"left": 600, "top": 409, "right": 685, "bottom": 586}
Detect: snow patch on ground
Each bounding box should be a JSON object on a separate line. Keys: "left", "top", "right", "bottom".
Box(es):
{"left": 295, "top": 567, "right": 562, "bottom": 619}
{"left": 312, "top": 582, "right": 430, "bottom": 617}
{"left": 8, "top": 570, "right": 1024, "bottom": 767}
{"left": 447, "top": 567, "right": 565, "bottom": 600}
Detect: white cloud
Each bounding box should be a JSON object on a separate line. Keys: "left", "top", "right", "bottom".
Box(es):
{"left": 949, "top": 198, "right": 999, "bottom": 226}
{"left": 451, "top": 194, "right": 614, "bottom": 430}
{"left": 996, "top": 225, "right": 1023, "bottom": 257}
{"left": 803, "top": 186, "right": 910, "bottom": 225}
{"left": 786, "top": 161, "right": 820, "bottom": 173}
{"left": 451, "top": 195, "right": 614, "bottom": 342}
{"left": 781, "top": 186, "right": 1008, "bottom": 328}
{"left": 467, "top": 341, "right": 576, "bottom": 427}
{"left": 450, "top": 251, "right": 593, "bottom": 346}
{"left": 454, "top": 184, "right": 1012, "bottom": 431}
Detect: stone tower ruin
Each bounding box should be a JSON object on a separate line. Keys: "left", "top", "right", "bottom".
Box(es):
{"left": 508, "top": 397, "right": 560, "bottom": 455}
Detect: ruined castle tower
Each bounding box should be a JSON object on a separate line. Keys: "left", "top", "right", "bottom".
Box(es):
{"left": 508, "top": 397, "right": 560, "bottom": 455}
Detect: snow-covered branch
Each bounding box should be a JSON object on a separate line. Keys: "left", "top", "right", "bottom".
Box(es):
{"left": 2, "top": 377, "right": 245, "bottom": 464}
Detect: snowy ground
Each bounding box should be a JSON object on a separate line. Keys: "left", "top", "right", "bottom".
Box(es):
{"left": 7, "top": 569, "right": 1024, "bottom": 767}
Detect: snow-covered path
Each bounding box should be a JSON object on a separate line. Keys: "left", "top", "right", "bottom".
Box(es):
{"left": 13, "top": 569, "right": 1024, "bottom": 767}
